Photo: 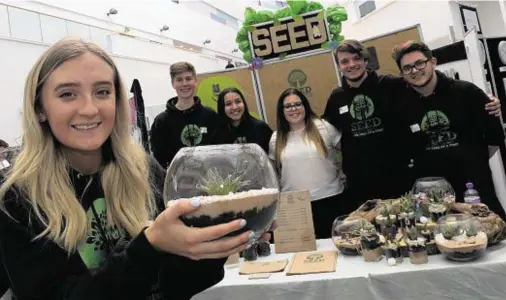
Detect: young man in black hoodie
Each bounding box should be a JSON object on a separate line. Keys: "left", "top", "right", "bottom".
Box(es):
{"left": 323, "top": 40, "right": 412, "bottom": 206}
{"left": 391, "top": 41, "right": 506, "bottom": 217}
{"left": 323, "top": 40, "right": 501, "bottom": 207}
{"left": 150, "top": 62, "right": 217, "bottom": 168}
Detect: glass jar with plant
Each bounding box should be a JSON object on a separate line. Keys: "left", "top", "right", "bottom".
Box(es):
{"left": 360, "top": 221, "right": 382, "bottom": 262}
{"left": 435, "top": 214, "right": 488, "bottom": 261}
{"left": 384, "top": 240, "right": 403, "bottom": 266}
{"left": 405, "top": 227, "right": 428, "bottom": 264}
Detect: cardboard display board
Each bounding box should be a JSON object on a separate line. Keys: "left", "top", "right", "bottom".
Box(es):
{"left": 256, "top": 51, "right": 339, "bottom": 128}
{"left": 196, "top": 68, "right": 261, "bottom": 119}
{"left": 361, "top": 26, "right": 423, "bottom": 75}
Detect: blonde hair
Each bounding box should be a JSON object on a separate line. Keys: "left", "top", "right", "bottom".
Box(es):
{"left": 0, "top": 38, "right": 156, "bottom": 252}
{"left": 169, "top": 61, "right": 196, "bottom": 81}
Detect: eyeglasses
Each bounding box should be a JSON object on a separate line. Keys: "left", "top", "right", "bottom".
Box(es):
{"left": 283, "top": 102, "right": 303, "bottom": 111}
{"left": 401, "top": 59, "right": 429, "bottom": 75}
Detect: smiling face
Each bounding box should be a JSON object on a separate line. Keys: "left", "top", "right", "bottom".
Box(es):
{"left": 336, "top": 51, "right": 367, "bottom": 82}
{"left": 283, "top": 94, "right": 305, "bottom": 126}
{"left": 171, "top": 71, "right": 196, "bottom": 100}
{"left": 39, "top": 52, "right": 116, "bottom": 155}
{"left": 399, "top": 51, "right": 437, "bottom": 87}
{"left": 223, "top": 92, "right": 245, "bottom": 123}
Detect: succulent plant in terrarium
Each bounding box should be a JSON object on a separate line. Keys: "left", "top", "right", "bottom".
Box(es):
{"left": 198, "top": 167, "right": 249, "bottom": 196}
{"left": 435, "top": 214, "right": 488, "bottom": 261}
{"left": 164, "top": 144, "right": 279, "bottom": 242}
{"left": 333, "top": 217, "right": 374, "bottom": 256}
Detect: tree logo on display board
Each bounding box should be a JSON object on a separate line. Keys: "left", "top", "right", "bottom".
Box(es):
{"left": 288, "top": 69, "right": 307, "bottom": 88}
{"left": 287, "top": 69, "right": 312, "bottom": 95}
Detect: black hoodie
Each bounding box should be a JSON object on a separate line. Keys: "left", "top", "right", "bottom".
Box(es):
{"left": 0, "top": 157, "right": 226, "bottom": 300}
{"left": 391, "top": 71, "right": 505, "bottom": 216}
{"left": 150, "top": 96, "right": 217, "bottom": 168}
{"left": 213, "top": 117, "right": 273, "bottom": 153}
{"left": 323, "top": 70, "right": 410, "bottom": 200}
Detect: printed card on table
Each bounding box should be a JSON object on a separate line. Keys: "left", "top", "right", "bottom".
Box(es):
{"left": 273, "top": 190, "right": 317, "bottom": 253}
{"left": 286, "top": 251, "right": 338, "bottom": 275}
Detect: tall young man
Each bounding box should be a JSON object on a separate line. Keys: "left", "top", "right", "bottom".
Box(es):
{"left": 150, "top": 62, "right": 217, "bottom": 168}
{"left": 391, "top": 41, "right": 505, "bottom": 217}
{"left": 323, "top": 40, "right": 412, "bottom": 205}
{"left": 323, "top": 40, "right": 501, "bottom": 207}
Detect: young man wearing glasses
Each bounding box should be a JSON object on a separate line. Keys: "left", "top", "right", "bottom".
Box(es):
{"left": 391, "top": 41, "right": 506, "bottom": 217}
{"left": 323, "top": 39, "right": 502, "bottom": 208}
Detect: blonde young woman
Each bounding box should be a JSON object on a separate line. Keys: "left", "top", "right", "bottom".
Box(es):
{"left": 0, "top": 38, "right": 261, "bottom": 300}
{"left": 269, "top": 88, "right": 350, "bottom": 239}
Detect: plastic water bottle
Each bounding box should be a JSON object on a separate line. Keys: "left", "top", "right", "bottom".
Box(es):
{"left": 464, "top": 182, "right": 481, "bottom": 204}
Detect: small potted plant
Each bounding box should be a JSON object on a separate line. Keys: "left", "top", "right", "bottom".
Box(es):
{"left": 360, "top": 221, "right": 382, "bottom": 262}
{"left": 435, "top": 214, "right": 488, "bottom": 261}
{"left": 384, "top": 240, "right": 403, "bottom": 266}
{"left": 377, "top": 205, "right": 397, "bottom": 239}
{"left": 405, "top": 227, "right": 428, "bottom": 264}
{"left": 398, "top": 194, "right": 416, "bottom": 230}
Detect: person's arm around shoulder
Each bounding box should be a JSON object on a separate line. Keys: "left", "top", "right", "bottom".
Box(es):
{"left": 321, "top": 119, "right": 342, "bottom": 149}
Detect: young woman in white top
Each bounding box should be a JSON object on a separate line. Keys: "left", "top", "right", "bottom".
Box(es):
{"left": 269, "top": 88, "right": 349, "bottom": 239}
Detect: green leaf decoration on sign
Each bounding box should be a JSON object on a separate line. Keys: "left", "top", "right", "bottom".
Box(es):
{"left": 273, "top": 19, "right": 281, "bottom": 26}
{"left": 246, "top": 26, "right": 256, "bottom": 32}
{"left": 292, "top": 15, "right": 303, "bottom": 22}
{"left": 279, "top": 52, "right": 288, "bottom": 60}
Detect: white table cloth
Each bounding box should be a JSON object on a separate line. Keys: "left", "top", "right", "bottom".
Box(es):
{"left": 192, "top": 239, "right": 506, "bottom": 300}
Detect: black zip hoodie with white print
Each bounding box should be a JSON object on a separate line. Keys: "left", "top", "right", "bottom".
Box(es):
{"left": 0, "top": 156, "right": 225, "bottom": 300}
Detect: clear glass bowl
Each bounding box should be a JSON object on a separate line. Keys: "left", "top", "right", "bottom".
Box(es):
{"left": 411, "top": 177, "right": 456, "bottom": 221}
{"left": 332, "top": 216, "right": 374, "bottom": 256}
{"left": 411, "top": 177, "right": 456, "bottom": 203}
{"left": 164, "top": 143, "right": 279, "bottom": 242}
{"left": 434, "top": 214, "right": 487, "bottom": 261}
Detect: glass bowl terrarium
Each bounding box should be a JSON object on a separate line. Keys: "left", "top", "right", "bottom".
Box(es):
{"left": 412, "top": 177, "right": 456, "bottom": 221}
{"left": 332, "top": 216, "right": 375, "bottom": 256}
{"left": 434, "top": 214, "right": 487, "bottom": 261}
{"left": 164, "top": 144, "right": 279, "bottom": 242}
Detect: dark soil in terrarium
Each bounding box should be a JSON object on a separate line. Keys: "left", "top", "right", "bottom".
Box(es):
{"left": 181, "top": 198, "right": 278, "bottom": 238}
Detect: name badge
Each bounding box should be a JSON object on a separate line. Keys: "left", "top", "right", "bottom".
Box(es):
{"left": 410, "top": 124, "right": 421, "bottom": 133}
{"left": 0, "top": 159, "right": 10, "bottom": 170}
{"left": 200, "top": 127, "right": 208, "bottom": 134}
{"left": 339, "top": 106, "right": 349, "bottom": 114}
